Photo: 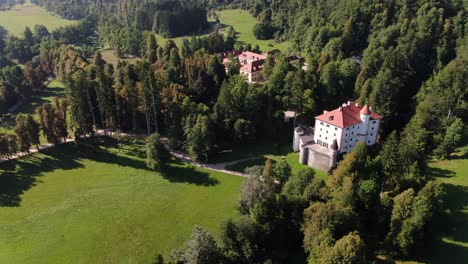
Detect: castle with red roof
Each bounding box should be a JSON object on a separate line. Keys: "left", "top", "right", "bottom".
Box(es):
{"left": 293, "top": 101, "right": 382, "bottom": 171}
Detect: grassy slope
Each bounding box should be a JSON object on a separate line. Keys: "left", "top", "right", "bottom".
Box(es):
{"left": 0, "top": 4, "right": 77, "bottom": 36}
{"left": 0, "top": 138, "right": 244, "bottom": 263}
{"left": 424, "top": 146, "right": 468, "bottom": 263}
{"left": 217, "top": 9, "right": 291, "bottom": 52}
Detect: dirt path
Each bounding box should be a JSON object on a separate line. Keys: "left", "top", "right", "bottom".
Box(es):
{"left": 0, "top": 131, "right": 250, "bottom": 178}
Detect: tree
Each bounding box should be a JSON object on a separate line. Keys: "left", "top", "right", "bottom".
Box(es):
{"left": 273, "top": 159, "right": 291, "bottom": 184}
{"left": 233, "top": 118, "right": 255, "bottom": 144}
{"left": 146, "top": 133, "right": 170, "bottom": 171}
{"left": 184, "top": 226, "right": 222, "bottom": 264}
{"left": 184, "top": 114, "right": 215, "bottom": 163}
{"left": 15, "top": 114, "right": 32, "bottom": 154}
{"left": 262, "top": 159, "right": 274, "bottom": 179}
{"left": 315, "top": 231, "right": 368, "bottom": 264}
{"left": 145, "top": 33, "right": 158, "bottom": 63}
{"left": 283, "top": 168, "right": 315, "bottom": 197}
{"left": 38, "top": 102, "right": 60, "bottom": 144}
{"left": 433, "top": 118, "right": 464, "bottom": 159}
{"left": 26, "top": 114, "right": 40, "bottom": 150}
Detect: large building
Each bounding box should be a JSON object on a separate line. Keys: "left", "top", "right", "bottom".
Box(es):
{"left": 293, "top": 102, "right": 382, "bottom": 171}
{"left": 220, "top": 51, "right": 266, "bottom": 83}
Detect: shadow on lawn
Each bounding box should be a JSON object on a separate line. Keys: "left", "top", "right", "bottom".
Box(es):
{"left": 0, "top": 137, "right": 220, "bottom": 206}
{"left": 161, "top": 159, "right": 219, "bottom": 187}
{"left": 423, "top": 183, "right": 468, "bottom": 263}
{"left": 0, "top": 139, "right": 146, "bottom": 207}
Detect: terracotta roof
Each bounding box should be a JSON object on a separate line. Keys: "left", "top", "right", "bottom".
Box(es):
{"left": 315, "top": 102, "right": 382, "bottom": 128}
{"left": 240, "top": 59, "right": 264, "bottom": 73}
{"left": 219, "top": 51, "right": 242, "bottom": 59}
{"left": 238, "top": 51, "right": 266, "bottom": 61}
{"left": 360, "top": 105, "right": 371, "bottom": 115}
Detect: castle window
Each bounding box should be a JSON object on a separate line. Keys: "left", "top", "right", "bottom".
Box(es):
{"left": 345, "top": 140, "right": 347, "bottom": 143}
{"left": 345, "top": 134, "right": 348, "bottom": 137}
{"left": 368, "top": 140, "right": 370, "bottom": 144}
{"left": 371, "top": 133, "right": 373, "bottom": 136}
{"left": 326, "top": 124, "right": 329, "bottom": 127}
{"left": 372, "top": 121, "right": 376, "bottom": 124}
{"left": 346, "top": 128, "right": 350, "bottom": 131}
{"left": 325, "top": 137, "right": 327, "bottom": 140}
{"left": 353, "top": 125, "right": 355, "bottom": 128}
{"left": 351, "top": 132, "right": 354, "bottom": 135}
{"left": 372, "top": 127, "right": 374, "bottom": 130}
{"left": 334, "top": 134, "right": 336, "bottom": 136}
{"left": 319, "top": 134, "right": 321, "bottom": 137}
{"left": 335, "top": 128, "right": 338, "bottom": 131}
{"left": 320, "top": 122, "right": 323, "bottom": 125}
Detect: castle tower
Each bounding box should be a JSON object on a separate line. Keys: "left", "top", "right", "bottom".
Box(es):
{"left": 329, "top": 139, "right": 339, "bottom": 169}
{"left": 360, "top": 104, "right": 371, "bottom": 135}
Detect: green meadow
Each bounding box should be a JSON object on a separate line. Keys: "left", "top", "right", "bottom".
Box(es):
{"left": 0, "top": 4, "right": 77, "bottom": 36}
{"left": 0, "top": 138, "right": 244, "bottom": 263}
{"left": 217, "top": 9, "right": 291, "bottom": 52}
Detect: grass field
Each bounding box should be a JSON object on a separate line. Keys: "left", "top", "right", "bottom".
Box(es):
{"left": 423, "top": 146, "right": 468, "bottom": 263}
{"left": 153, "top": 9, "right": 291, "bottom": 52}
{"left": 0, "top": 80, "right": 65, "bottom": 143}
{"left": 0, "top": 137, "right": 244, "bottom": 263}
{"left": 217, "top": 9, "right": 291, "bottom": 52}
{"left": 100, "top": 48, "right": 141, "bottom": 65}
{"left": 0, "top": 3, "right": 77, "bottom": 36}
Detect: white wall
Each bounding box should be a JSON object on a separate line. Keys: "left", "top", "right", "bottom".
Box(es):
{"left": 313, "top": 119, "right": 342, "bottom": 150}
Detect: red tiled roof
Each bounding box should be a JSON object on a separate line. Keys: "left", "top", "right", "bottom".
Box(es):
{"left": 240, "top": 59, "right": 264, "bottom": 73}
{"left": 238, "top": 51, "right": 266, "bottom": 61}
{"left": 219, "top": 51, "right": 242, "bottom": 59}
{"left": 315, "top": 102, "right": 382, "bottom": 128}
{"left": 360, "top": 105, "right": 371, "bottom": 115}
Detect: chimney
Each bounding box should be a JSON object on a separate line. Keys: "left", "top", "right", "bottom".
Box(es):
{"left": 356, "top": 103, "right": 359, "bottom": 107}
{"left": 329, "top": 116, "right": 334, "bottom": 121}
{"left": 369, "top": 106, "right": 372, "bottom": 112}
{"left": 347, "top": 101, "right": 351, "bottom": 105}
{"left": 339, "top": 107, "right": 342, "bottom": 111}
{"left": 323, "top": 110, "right": 328, "bottom": 114}
{"left": 342, "top": 103, "right": 347, "bottom": 107}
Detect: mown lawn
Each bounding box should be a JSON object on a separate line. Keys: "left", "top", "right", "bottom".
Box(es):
{"left": 0, "top": 3, "right": 77, "bottom": 36}
{"left": 0, "top": 80, "right": 64, "bottom": 143}
{"left": 0, "top": 137, "right": 244, "bottom": 263}
{"left": 217, "top": 9, "right": 291, "bottom": 52}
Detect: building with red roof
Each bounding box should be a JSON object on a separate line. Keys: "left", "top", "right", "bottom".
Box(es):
{"left": 219, "top": 50, "right": 266, "bottom": 83}
{"left": 293, "top": 101, "right": 382, "bottom": 171}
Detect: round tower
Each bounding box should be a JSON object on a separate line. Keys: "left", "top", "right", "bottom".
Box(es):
{"left": 360, "top": 105, "right": 371, "bottom": 124}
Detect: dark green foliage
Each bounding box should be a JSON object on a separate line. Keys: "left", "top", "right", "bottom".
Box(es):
{"left": 184, "top": 226, "right": 222, "bottom": 264}
{"left": 283, "top": 168, "right": 315, "bottom": 197}
{"left": 146, "top": 133, "right": 170, "bottom": 171}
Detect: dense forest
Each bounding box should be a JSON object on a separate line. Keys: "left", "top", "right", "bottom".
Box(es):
{"left": 0, "top": 0, "right": 467, "bottom": 263}
{"left": 32, "top": 0, "right": 208, "bottom": 37}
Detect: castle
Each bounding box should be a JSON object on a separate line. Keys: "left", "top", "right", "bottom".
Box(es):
{"left": 293, "top": 101, "right": 382, "bottom": 171}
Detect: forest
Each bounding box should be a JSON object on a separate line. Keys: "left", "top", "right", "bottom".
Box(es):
{"left": 0, "top": 0, "right": 467, "bottom": 263}
{"left": 32, "top": 0, "right": 209, "bottom": 37}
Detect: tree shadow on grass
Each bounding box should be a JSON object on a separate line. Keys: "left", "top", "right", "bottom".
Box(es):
{"left": 0, "top": 140, "right": 147, "bottom": 207}
{"left": 0, "top": 154, "right": 84, "bottom": 207}
{"left": 161, "top": 161, "right": 219, "bottom": 187}
{"left": 427, "top": 166, "right": 456, "bottom": 179}
{"left": 421, "top": 183, "right": 468, "bottom": 264}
